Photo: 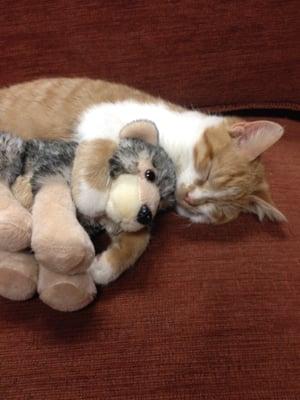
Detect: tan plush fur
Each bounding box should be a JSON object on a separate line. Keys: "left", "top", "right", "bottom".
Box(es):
{"left": 0, "top": 180, "right": 32, "bottom": 251}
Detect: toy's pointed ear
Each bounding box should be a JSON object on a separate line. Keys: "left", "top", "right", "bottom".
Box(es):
{"left": 229, "top": 120, "right": 284, "bottom": 161}
{"left": 119, "top": 120, "right": 159, "bottom": 145}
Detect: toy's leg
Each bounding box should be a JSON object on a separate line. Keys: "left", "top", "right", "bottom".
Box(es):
{"left": 0, "top": 251, "right": 38, "bottom": 301}
{"left": 0, "top": 180, "right": 32, "bottom": 252}
{"left": 90, "top": 228, "right": 150, "bottom": 285}
{"left": 11, "top": 174, "right": 34, "bottom": 210}
{"left": 38, "top": 265, "right": 97, "bottom": 312}
{"left": 31, "top": 178, "right": 95, "bottom": 274}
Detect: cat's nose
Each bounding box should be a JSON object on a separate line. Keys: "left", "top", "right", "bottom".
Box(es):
{"left": 184, "top": 193, "right": 196, "bottom": 206}
{"left": 137, "top": 204, "right": 153, "bottom": 225}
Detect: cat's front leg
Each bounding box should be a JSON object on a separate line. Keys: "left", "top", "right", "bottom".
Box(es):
{"left": 90, "top": 228, "right": 150, "bottom": 285}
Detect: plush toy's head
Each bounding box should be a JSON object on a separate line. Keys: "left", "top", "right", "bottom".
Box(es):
{"left": 72, "top": 120, "right": 176, "bottom": 234}
{"left": 104, "top": 120, "right": 176, "bottom": 232}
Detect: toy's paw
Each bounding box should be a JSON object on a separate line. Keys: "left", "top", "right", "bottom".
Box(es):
{"left": 89, "top": 254, "right": 119, "bottom": 286}
{"left": 0, "top": 206, "right": 32, "bottom": 252}
{"left": 0, "top": 252, "right": 38, "bottom": 301}
{"left": 39, "top": 281, "right": 96, "bottom": 312}
{"left": 0, "top": 266, "right": 36, "bottom": 301}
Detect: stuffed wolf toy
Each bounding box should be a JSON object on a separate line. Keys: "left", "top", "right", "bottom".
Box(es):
{"left": 0, "top": 120, "right": 176, "bottom": 311}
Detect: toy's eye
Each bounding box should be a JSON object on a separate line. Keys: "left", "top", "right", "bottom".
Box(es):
{"left": 145, "top": 169, "right": 156, "bottom": 182}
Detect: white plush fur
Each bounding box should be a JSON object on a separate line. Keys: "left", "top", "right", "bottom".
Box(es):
{"left": 89, "top": 254, "right": 118, "bottom": 285}
{"left": 76, "top": 181, "right": 108, "bottom": 218}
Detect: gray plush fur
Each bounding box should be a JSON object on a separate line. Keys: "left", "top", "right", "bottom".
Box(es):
{"left": 0, "top": 134, "right": 26, "bottom": 185}
{"left": 0, "top": 133, "right": 76, "bottom": 189}
{"left": 0, "top": 132, "right": 176, "bottom": 235}
{"left": 26, "top": 139, "right": 77, "bottom": 193}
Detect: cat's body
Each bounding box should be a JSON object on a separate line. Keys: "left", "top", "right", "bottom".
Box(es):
{"left": 0, "top": 78, "right": 285, "bottom": 224}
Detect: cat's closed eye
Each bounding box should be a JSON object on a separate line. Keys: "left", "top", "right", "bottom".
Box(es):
{"left": 195, "top": 178, "right": 206, "bottom": 186}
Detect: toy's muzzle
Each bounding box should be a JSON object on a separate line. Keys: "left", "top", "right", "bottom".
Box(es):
{"left": 106, "top": 174, "right": 160, "bottom": 232}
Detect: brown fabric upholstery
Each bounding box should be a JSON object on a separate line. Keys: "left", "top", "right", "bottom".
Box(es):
{"left": 0, "top": 2, "right": 299, "bottom": 399}
{"left": 0, "top": 0, "right": 299, "bottom": 111}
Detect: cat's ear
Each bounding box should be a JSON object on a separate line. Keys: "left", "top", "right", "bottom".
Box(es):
{"left": 119, "top": 120, "right": 159, "bottom": 145}
{"left": 247, "top": 189, "right": 287, "bottom": 222}
{"left": 229, "top": 120, "right": 284, "bottom": 161}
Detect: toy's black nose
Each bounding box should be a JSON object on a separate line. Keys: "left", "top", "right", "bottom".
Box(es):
{"left": 137, "top": 204, "right": 152, "bottom": 225}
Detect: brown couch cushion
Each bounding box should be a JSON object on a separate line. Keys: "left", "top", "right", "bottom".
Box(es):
{"left": 0, "top": 1, "right": 299, "bottom": 111}
{"left": 0, "top": 1, "right": 299, "bottom": 399}
{"left": 0, "top": 116, "right": 299, "bottom": 399}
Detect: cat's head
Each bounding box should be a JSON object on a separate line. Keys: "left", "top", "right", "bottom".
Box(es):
{"left": 176, "top": 118, "right": 286, "bottom": 224}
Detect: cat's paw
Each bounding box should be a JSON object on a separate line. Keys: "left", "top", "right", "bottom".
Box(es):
{"left": 89, "top": 254, "right": 119, "bottom": 286}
